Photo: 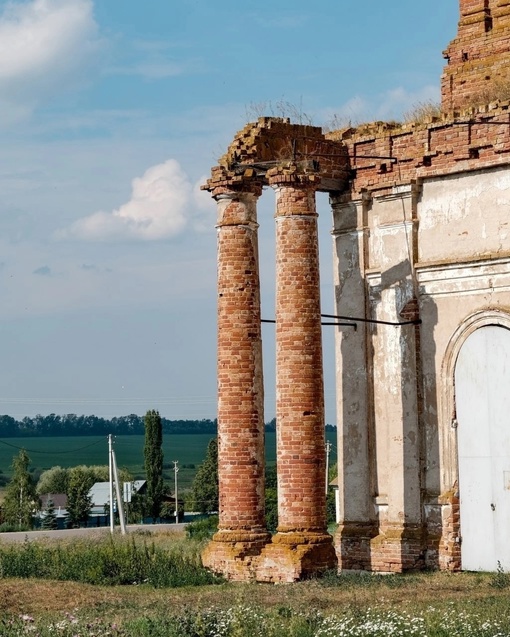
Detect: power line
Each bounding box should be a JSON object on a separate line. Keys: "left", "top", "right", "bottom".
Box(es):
{"left": 262, "top": 314, "right": 420, "bottom": 327}
{"left": 320, "top": 313, "right": 421, "bottom": 327}
{"left": 0, "top": 436, "right": 107, "bottom": 455}
{"left": 261, "top": 318, "right": 356, "bottom": 328}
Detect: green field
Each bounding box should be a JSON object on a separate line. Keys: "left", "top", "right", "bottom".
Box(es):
{"left": 0, "top": 431, "right": 337, "bottom": 491}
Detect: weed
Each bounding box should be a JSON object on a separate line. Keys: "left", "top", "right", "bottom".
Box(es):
{"left": 245, "top": 99, "right": 314, "bottom": 126}
{"left": 490, "top": 560, "right": 510, "bottom": 589}
{"left": 403, "top": 100, "right": 442, "bottom": 124}
{"left": 3, "top": 604, "right": 510, "bottom": 637}
{"left": 466, "top": 78, "right": 510, "bottom": 109}
{"left": 0, "top": 534, "right": 223, "bottom": 588}
{"left": 186, "top": 515, "right": 218, "bottom": 541}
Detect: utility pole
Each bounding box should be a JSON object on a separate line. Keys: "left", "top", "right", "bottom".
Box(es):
{"left": 108, "top": 434, "right": 114, "bottom": 534}
{"left": 325, "top": 440, "right": 332, "bottom": 495}
{"left": 112, "top": 446, "right": 127, "bottom": 535}
{"left": 123, "top": 482, "right": 131, "bottom": 526}
{"left": 173, "top": 461, "right": 179, "bottom": 524}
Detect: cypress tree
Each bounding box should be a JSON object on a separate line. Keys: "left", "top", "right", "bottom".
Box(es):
{"left": 144, "top": 409, "right": 164, "bottom": 521}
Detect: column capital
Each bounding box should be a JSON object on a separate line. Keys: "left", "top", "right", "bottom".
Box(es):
{"left": 211, "top": 182, "right": 263, "bottom": 201}
{"left": 202, "top": 165, "right": 264, "bottom": 199}
{"left": 214, "top": 185, "right": 262, "bottom": 229}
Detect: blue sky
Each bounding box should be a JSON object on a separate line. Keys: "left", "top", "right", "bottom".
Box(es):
{"left": 0, "top": 0, "right": 459, "bottom": 423}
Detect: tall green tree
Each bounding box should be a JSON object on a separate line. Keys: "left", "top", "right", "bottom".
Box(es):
{"left": 190, "top": 438, "right": 218, "bottom": 514}
{"left": 144, "top": 409, "right": 164, "bottom": 520}
{"left": 3, "top": 449, "right": 39, "bottom": 529}
{"left": 66, "top": 467, "right": 93, "bottom": 527}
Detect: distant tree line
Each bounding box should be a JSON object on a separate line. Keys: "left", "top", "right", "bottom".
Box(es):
{"left": 259, "top": 418, "right": 336, "bottom": 433}
{"left": 0, "top": 414, "right": 217, "bottom": 437}
{"left": 0, "top": 414, "right": 336, "bottom": 438}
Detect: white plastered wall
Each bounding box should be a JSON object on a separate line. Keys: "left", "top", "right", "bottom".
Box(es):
{"left": 334, "top": 164, "right": 510, "bottom": 560}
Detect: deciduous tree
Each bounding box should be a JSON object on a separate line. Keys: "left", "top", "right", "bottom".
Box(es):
{"left": 3, "top": 449, "right": 39, "bottom": 529}
{"left": 36, "top": 466, "right": 69, "bottom": 495}
{"left": 66, "top": 467, "right": 94, "bottom": 527}
{"left": 190, "top": 438, "right": 218, "bottom": 514}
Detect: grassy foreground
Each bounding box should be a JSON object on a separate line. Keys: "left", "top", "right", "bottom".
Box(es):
{"left": 1, "top": 531, "right": 510, "bottom": 636}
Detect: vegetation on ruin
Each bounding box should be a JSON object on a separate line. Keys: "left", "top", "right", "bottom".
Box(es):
{"left": 465, "top": 78, "right": 510, "bottom": 111}
{"left": 403, "top": 100, "right": 442, "bottom": 124}
{"left": 245, "top": 100, "right": 314, "bottom": 126}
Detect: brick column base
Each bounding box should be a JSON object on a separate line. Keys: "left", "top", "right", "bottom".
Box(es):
{"left": 255, "top": 531, "right": 337, "bottom": 583}
{"left": 202, "top": 530, "right": 271, "bottom": 581}
{"left": 335, "top": 523, "right": 376, "bottom": 571}
{"left": 438, "top": 490, "right": 461, "bottom": 571}
{"left": 369, "top": 525, "right": 426, "bottom": 573}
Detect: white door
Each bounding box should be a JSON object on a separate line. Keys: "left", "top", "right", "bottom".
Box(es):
{"left": 455, "top": 325, "right": 510, "bottom": 571}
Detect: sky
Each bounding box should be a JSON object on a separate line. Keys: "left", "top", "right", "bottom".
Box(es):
{"left": 0, "top": 0, "right": 460, "bottom": 425}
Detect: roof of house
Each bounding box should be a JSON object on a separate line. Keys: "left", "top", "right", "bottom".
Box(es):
{"left": 40, "top": 493, "right": 68, "bottom": 509}
{"left": 88, "top": 480, "right": 146, "bottom": 506}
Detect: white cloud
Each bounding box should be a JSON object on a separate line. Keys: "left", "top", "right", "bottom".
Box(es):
{"left": 0, "top": 0, "right": 100, "bottom": 122}
{"left": 319, "top": 85, "right": 440, "bottom": 128}
{"left": 319, "top": 96, "right": 369, "bottom": 129}
{"left": 376, "top": 85, "right": 440, "bottom": 120}
{"left": 57, "top": 159, "right": 214, "bottom": 241}
{"left": 191, "top": 176, "right": 216, "bottom": 233}
{"left": 107, "top": 60, "right": 201, "bottom": 80}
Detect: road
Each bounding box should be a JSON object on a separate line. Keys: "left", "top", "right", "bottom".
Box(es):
{"left": 0, "top": 523, "right": 187, "bottom": 543}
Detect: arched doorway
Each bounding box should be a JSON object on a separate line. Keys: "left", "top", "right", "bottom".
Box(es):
{"left": 455, "top": 325, "right": 510, "bottom": 571}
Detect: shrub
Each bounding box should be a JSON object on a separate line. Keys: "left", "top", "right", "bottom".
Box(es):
{"left": 0, "top": 521, "right": 32, "bottom": 533}
{"left": 186, "top": 515, "right": 218, "bottom": 541}
{"left": 0, "top": 535, "right": 222, "bottom": 588}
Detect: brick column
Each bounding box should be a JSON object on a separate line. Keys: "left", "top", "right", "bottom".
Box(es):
{"left": 256, "top": 174, "right": 337, "bottom": 582}
{"left": 202, "top": 185, "right": 271, "bottom": 580}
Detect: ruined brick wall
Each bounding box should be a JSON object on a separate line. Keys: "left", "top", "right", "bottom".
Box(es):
{"left": 327, "top": 101, "right": 510, "bottom": 201}
{"left": 442, "top": 0, "right": 510, "bottom": 112}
